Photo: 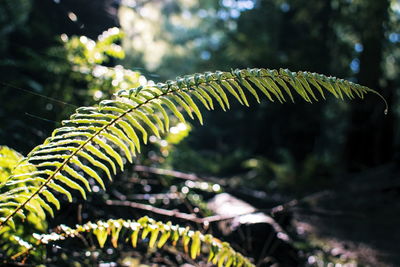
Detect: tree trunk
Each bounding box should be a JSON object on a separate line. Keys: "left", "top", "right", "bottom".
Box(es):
{"left": 344, "top": 0, "right": 394, "bottom": 170}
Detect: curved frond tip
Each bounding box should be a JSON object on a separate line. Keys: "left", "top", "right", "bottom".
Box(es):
{"left": 33, "top": 217, "right": 255, "bottom": 267}
{"left": 0, "top": 67, "right": 387, "bottom": 228}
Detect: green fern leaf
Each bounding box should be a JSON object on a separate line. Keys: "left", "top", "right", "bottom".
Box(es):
{"left": 0, "top": 67, "right": 387, "bottom": 232}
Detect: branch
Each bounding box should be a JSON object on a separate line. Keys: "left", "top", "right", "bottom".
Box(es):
{"left": 105, "top": 199, "right": 203, "bottom": 224}
{"left": 133, "top": 165, "right": 222, "bottom": 184}
{"left": 106, "top": 190, "right": 332, "bottom": 225}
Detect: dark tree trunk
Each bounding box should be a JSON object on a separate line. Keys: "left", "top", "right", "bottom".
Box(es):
{"left": 344, "top": 0, "right": 394, "bottom": 170}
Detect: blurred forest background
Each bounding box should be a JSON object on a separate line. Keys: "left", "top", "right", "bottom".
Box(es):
{"left": 0, "top": 0, "right": 399, "bottom": 266}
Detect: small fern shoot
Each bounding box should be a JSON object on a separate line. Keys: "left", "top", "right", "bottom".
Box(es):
{"left": 33, "top": 217, "right": 254, "bottom": 266}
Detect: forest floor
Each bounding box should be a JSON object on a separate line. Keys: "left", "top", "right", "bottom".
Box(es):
{"left": 292, "top": 163, "right": 400, "bottom": 266}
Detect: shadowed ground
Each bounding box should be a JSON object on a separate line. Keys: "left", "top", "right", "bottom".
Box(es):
{"left": 293, "top": 163, "right": 400, "bottom": 266}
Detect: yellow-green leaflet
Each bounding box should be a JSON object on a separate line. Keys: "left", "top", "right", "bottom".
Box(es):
{"left": 63, "top": 165, "right": 91, "bottom": 192}
{"left": 261, "top": 77, "right": 286, "bottom": 102}
{"left": 55, "top": 173, "right": 87, "bottom": 199}
{"left": 131, "top": 228, "right": 140, "bottom": 247}
{"left": 179, "top": 91, "right": 203, "bottom": 124}
{"left": 298, "top": 76, "right": 318, "bottom": 101}
{"left": 190, "top": 231, "right": 201, "bottom": 259}
{"left": 220, "top": 80, "right": 244, "bottom": 105}
{"left": 31, "top": 139, "right": 83, "bottom": 153}
{"left": 141, "top": 225, "right": 150, "bottom": 240}
{"left": 111, "top": 223, "right": 122, "bottom": 248}
{"left": 157, "top": 230, "right": 171, "bottom": 248}
{"left": 2, "top": 217, "right": 15, "bottom": 230}
{"left": 93, "top": 137, "right": 124, "bottom": 171}
{"left": 217, "top": 250, "right": 229, "bottom": 267}
{"left": 208, "top": 244, "right": 217, "bottom": 262}
{"left": 77, "top": 150, "right": 112, "bottom": 181}
{"left": 315, "top": 78, "right": 338, "bottom": 98}
{"left": 33, "top": 161, "right": 62, "bottom": 168}
{"left": 237, "top": 78, "right": 260, "bottom": 103}
{"left": 148, "top": 226, "right": 160, "bottom": 249}
{"left": 48, "top": 131, "right": 92, "bottom": 141}
{"left": 94, "top": 227, "right": 108, "bottom": 248}
{"left": 63, "top": 119, "right": 110, "bottom": 126}
{"left": 306, "top": 76, "right": 326, "bottom": 99}
{"left": 116, "top": 120, "right": 141, "bottom": 153}
{"left": 247, "top": 76, "right": 275, "bottom": 102}
{"left": 31, "top": 146, "right": 78, "bottom": 155}
{"left": 125, "top": 113, "right": 148, "bottom": 143}
{"left": 210, "top": 81, "right": 230, "bottom": 109}
{"left": 85, "top": 144, "right": 117, "bottom": 175}
{"left": 236, "top": 255, "right": 245, "bottom": 267}
{"left": 227, "top": 79, "right": 250, "bottom": 106}
{"left": 191, "top": 90, "right": 211, "bottom": 110}
{"left": 333, "top": 82, "right": 345, "bottom": 99}
{"left": 200, "top": 84, "right": 227, "bottom": 111}
{"left": 274, "top": 76, "right": 295, "bottom": 102}
{"left": 102, "top": 131, "right": 132, "bottom": 163}
{"left": 149, "top": 113, "right": 165, "bottom": 134}
{"left": 71, "top": 157, "right": 105, "bottom": 190}
{"left": 71, "top": 112, "right": 117, "bottom": 121}
{"left": 9, "top": 170, "right": 53, "bottom": 180}
{"left": 25, "top": 201, "right": 46, "bottom": 220}
{"left": 132, "top": 110, "right": 160, "bottom": 138}
{"left": 41, "top": 190, "right": 60, "bottom": 210}
{"left": 109, "top": 125, "right": 137, "bottom": 157}
{"left": 171, "top": 94, "right": 194, "bottom": 119}
{"left": 151, "top": 101, "right": 170, "bottom": 131}
{"left": 192, "top": 86, "right": 214, "bottom": 109}
{"left": 47, "top": 181, "right": 73, "bottom": 202}
{"left": 160, "top": 97, "right": 186, "bottom": 123}
{"left": 34, "top": 196, "right": 54, "bottom": 217}
{"left": 226, "top": 255, "right": 234, "bottom": 267}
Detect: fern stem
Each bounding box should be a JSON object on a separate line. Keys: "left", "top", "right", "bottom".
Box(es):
{"left": 364, "top": 88, "right": 389, "bottom": 115}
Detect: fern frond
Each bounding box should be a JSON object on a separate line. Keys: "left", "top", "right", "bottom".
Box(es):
{"left": 0, "top": 146, "right": 47, "bottom": 258}
{"left": 0, "top": 68, "right": 387, "bottom": 228}
{"left": 33, "top": 217, "right": 255, "bottom": 267}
